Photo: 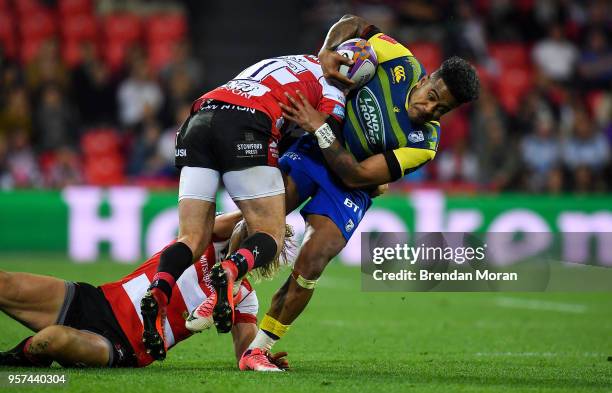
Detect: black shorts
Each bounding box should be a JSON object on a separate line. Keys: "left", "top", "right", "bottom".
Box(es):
{"left": 58, "top": 282, "right": 137, "bottom": 368}
{"left": 175, "top": 100, "right": 277, "bottom": 172}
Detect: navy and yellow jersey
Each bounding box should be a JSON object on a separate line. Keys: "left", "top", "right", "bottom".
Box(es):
{"left": 342, "top": 26, "right": 441, "bottom": 180}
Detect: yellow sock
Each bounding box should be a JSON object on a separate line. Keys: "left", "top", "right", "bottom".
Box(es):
{"left": 249, "top": 314, "right": 290, "bottom": 350}
{"left": 260, "top": 314, "right": 290, "bottom": 339}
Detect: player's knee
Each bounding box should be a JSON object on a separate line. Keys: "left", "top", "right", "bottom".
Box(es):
{"left": 297, "top": 249, "right": 331, "bottom": 280}
{"left": 321, "top": 236, "right": 346, "bottom": 258}
{"left": 31, "top": 326, "right": 70, "bottom": 356}
{"left": 299, "top": 266, "right": 323, "bottom": 281}
{"left": 298, "top": 236, "right": 344, "bottom": 280}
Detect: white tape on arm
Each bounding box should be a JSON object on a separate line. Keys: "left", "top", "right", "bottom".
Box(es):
{"left": 314, "top": 122, "right": 336, "bottom": 149}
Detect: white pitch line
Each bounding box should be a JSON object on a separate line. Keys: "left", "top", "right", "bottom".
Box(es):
{"left": 495, "top": 296, "right": 587, "bottom": 314}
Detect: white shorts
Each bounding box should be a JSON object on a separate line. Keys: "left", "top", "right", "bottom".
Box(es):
{"left": 178, "top": 166, "right": 285, "bottom": 202}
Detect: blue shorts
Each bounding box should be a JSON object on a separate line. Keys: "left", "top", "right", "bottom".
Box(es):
{"left": 279, "top": 136, "right": 372, "bottom": 240}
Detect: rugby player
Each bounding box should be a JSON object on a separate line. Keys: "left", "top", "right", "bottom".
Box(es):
{"left": 142, "top": 49, "right": 348, "bottom": 360}
{"left": 0, "top": 212, "right": 288, "bottom": 369}
{"left": 235, "top": 14, "right": 479, "bottom": 370}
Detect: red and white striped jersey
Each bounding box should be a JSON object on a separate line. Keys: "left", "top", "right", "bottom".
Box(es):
{"left": 99, "top": 240, "right": 258, "bottom": 367}
{"left": 195, "top": 55, "right": 346, "bottom": 138}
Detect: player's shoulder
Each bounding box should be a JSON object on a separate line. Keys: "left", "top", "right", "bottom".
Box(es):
{"left": 361, "top": 26, "right": 412, "bottom": 63}
{"left": 361, "top": 26, "right": 426, "bottom": 88}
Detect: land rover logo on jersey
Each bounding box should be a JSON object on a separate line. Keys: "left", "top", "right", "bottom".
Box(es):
{"left": 408, "top": 130, "right": 425, "bottom": 143}
{"left": 356, "top": 87, "right": 385, "bottom": 149}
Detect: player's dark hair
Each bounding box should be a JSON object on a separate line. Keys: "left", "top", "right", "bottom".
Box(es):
{"left": 435, "top": 56, "right": 480, "bottom": 104}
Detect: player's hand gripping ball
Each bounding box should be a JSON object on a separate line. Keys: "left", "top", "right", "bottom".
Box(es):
{"left": 336, "top": 38, "right": 378, "bottom": 90}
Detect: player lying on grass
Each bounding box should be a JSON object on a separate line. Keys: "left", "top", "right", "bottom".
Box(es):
{"left": 186, "top": 14, "right": 480, "bottom": 371}
{"left": 0, "top": 212, "right": 289, "bottom": 369}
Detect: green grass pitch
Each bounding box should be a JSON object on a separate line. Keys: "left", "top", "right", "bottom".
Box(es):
{"left": 0, "top": 256, "right": 611, "bottom": 393}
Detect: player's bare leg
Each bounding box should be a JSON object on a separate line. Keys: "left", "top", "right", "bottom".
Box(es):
{"left": 269, "top": 215, "right": 346, "bottom": 322}
{"left": 0, "top": 272, "right": 110, "bottom": 367}
{"left": 240, "top": 215, "right": 346, "bottom": 371}
{"left": 211, "top": 193, "right": 286, "bottom": 333}
{"left": 26, "top": 326, "right": 111, "bottom": 367}
{"left": 141, "top": 198, "right": 215, "bottom": 360}
{"left": 282, "top": 174, "right": 302, "bottom": 215}
{"left": 0, "top": 271, "right": 66, "bottom": 331}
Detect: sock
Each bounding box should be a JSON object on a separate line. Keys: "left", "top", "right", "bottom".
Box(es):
{"left": 1, "top": 337, "right": 53, "bottom": 367}
{"left": 150, "top": 273, "right": 174, "bottom": 304}
{"left": 248, "top": 330, "right": 278, "bottom": 352}
{"left": 248, "top": 314, "right": 290, "bottom": 351}
{"left": 226, "top": 232, "right": 278, "bottom": 277}
{"left": 224, "top": 249, "right": 253, "bottom": 278}
{"left": 154, "top": 242, "right": 193, "bottom": 301}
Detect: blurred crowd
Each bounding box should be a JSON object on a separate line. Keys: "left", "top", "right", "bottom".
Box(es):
{"left": 329, "top": 0, "right": 612, "bottom": 193}
{"left": 0, "top": 0, "right": 201, "bottom": 188}
{"left": 1, "top": 0, "right": 612, "bottom": 194}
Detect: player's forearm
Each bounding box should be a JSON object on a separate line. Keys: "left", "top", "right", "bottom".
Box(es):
{"left": 320, "top": 140, "right": 387, "bottom": 189}
{"left": 213, "top": 210, "right": 243, "bottom": 240}
{"left": 232, "top": 323, "right": 257, "bottom": 363}
{"left": 320, "top": 14, "right": 369, "bottom": 52}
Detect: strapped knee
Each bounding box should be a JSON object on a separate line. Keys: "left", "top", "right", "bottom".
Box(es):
{"left": 291, "top": 270, "right": 318, "bottom": 289}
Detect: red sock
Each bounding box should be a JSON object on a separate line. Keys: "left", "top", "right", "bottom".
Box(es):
{"left": 221, "top": 260, "right": 239, "bottom": 280}
{"left": 23, "top": 337, "right": 49, "bottom": 366}
{"left": 151, "top": 272, "right": 175, "bottom": 304}
{"left": 152, "top": 272, "right": 176, "bottom": 288}
{"left": 222, "top": 248, "right": 255, "bottom": 279}
{"left": 237, "top": 248, "right": 255, "bottom": 271}
{"left": 23, "top": 337, "right": 33, "bottom": 356}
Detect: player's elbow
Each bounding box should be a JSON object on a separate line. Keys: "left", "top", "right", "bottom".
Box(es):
{"left": 341, "top": 179, "right": 363, "bottom": 189}
{"left": 339, "top": 14, "right": 368, "bottom": 31}
{"left": 340, "top": 14, "right": 358, "bottom": 21}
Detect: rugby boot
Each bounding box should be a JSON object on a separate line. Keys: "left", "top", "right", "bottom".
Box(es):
{"left": 140, "top": 287, "right": 167, "bottom": 360}
{"left": 185, "top": 291, "right": 216, "bottom": 332}
{"left": 239, "top": 348, "right": 284, "bottom": 372}
{"left": 210, "top": 260, "right": 239, "bottom": 333}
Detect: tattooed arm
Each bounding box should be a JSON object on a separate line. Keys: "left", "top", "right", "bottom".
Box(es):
{"left": 279, "top": 91, "right": 396, "bottom": 189}
{"left": 312, "top": 137, "right": 394, "bottom": 188}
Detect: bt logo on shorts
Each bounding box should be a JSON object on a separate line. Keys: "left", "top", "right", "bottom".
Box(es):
{"left": 344, "top": 198, "right": 360, "bottom": 213}
{"left": 175, "top": 149, "right": 187, "bottom": 157}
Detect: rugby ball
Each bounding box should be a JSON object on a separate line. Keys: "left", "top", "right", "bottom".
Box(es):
{"left": 336, "top": 38, "right": 378, "bottom": 90}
